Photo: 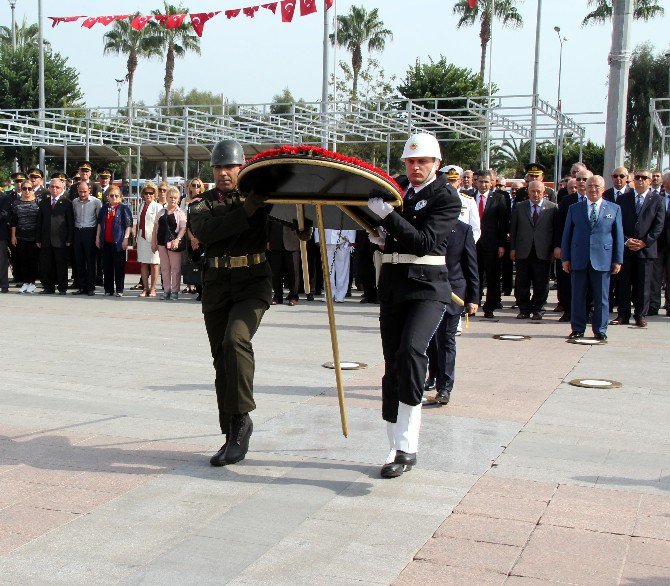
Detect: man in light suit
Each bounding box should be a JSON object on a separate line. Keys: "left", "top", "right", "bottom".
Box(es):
{"left": 609, "top": 169, "right": 665, "bottom": 328}
{"left": 510, "top": 180, "right": 558, "bottom": 320}
{"left": 561, "top": 175, "right": 623, "bottom": 341}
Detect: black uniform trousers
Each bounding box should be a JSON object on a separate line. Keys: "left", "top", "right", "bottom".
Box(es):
{"left": 649, "top": 248, "right": 669, "bottom": 312}
{"left": 477, "top": 246, "right": 501, "bottom": 312}
{"left": 73, "top": 227, "right": 97, "bottom": 293}
{"left": 269, "top": 248, "right": 299, "bottom": 302}
{"left": 426, "top": 313, "right": 460, "bottom": 393}
{"left": 40, "top": 245, "right": 69, "bottom": 293}
{"left": 617, "top": 249, "right": 652, "bottom": 319}
{"left": 515, "top": 247, "right": 551, "bottom": 313}
{"left": 355, "top": 235, "right": 378, "bottom": 302}
{"left": 305, "top": 239, "right": 323, "bottom": 295}
{"left": 203, "top": 297, "right": 267, "bottom": 434}
{"left": 379, "top": 299, "right": 446, "bottom": 422}
{"left": 102, "top": 242, "right": 126, "bottom": 294}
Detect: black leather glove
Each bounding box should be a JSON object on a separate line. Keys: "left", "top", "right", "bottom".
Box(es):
{"left": 243, "top": 191, "right": 268, "bottom": 216}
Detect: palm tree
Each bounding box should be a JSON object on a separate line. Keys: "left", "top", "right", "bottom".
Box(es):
{"left": 150, "top": 3, "right": 201, "bottom": 108}
{"left": 331, "top": 6, "right": 393, "bottom": 99}
{"left": 452, "top": 0, "right": 523, "bottom": 81}
{"left": 0, "top": 17, "right": 49, "bottom": 49}
{"left": 582, "top": 0, "right": 664, "bottom": 25}
{"left": 102, "top": 15, "right": 163, "bottom": 109}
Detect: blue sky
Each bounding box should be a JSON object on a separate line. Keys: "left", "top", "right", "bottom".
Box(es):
{"left": 3, "top": 0, "right": 669, "bottom": 144}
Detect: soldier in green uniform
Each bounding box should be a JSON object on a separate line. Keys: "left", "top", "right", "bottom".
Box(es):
{"left": 188, "top": 140, "right": 272, "bottom": 467}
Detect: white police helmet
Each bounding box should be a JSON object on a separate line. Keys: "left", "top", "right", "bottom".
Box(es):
{"left": 401, "top": 133, "right": 442, "bottom": 162}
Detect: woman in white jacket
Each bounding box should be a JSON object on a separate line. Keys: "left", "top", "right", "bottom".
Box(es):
{"left": 135, "top": 183, "right": 162, "bottom": 297}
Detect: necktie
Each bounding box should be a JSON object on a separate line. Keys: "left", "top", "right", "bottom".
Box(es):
{"left": 478, "top": 194, "right": 485, "bottom": 220}
{"left": 405, "top": 187, "right": 415, "bottom": 201}
{"left": 590, "top": 202, "right": 597, "bottom": 227}
{"left": 532, "top": 204, "right": 539, "bottom": 224}
{"left": 635, "top": 195, "right": 643, "bottom": 215}
{"left": 615, "top": 191, "right": 620, "bottom": 201}
{"left": 51, "top": 198, "right": 57, "bottom": 209}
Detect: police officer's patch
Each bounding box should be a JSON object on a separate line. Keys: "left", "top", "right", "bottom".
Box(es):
{"left": 415, "top": 200, "right": 427, "bottom": 211}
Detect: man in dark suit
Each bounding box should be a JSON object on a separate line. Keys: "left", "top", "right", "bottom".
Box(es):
{"left": 649, "top": 172, "right": 669, "bottom": 316}
{"left": 36, "top": 172, "right": 74, "bottom": 294}
{"left": 610, "top": 169, "right": 665, "bottom": 328}
{"left": 603, "top": 166, "right": 631, "bottom": 203}
{"left": 556, "top": 171, "right": 592, "bottom": 321}
{"left": 426, "top": 221, "right": 479, "bottom": 405}
{"left": 474, "top": 170, "right": 507, "bottom": 318}
{"left": 510, "top": 181, "right": 558, "bottom": 320}
{"left": 561, "top": 175, "right": 623, "bottom": 341}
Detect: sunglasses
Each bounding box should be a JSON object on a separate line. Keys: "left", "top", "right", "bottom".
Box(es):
{"left": 634, "top": 175, "right": 650, "bottom": 180}
{"left": 611, "top": 174, "right": 626, "bottom": 179}
{"left": 576, "top": 177, "right": 589, "bottom": 181}
{"left": 144, "top": 191, "right": 155, "bottom": 195}
{"left": 109, "top": 193, "right": 121, "bottom": 198}
{"left": 20, "top": 186, "right": 33, "bottom": 191}
{"left": 191, "top": 184, "right": 202, "bottom": 188}
{"left": 158, "top": 188, "right": 167, "bottom": 192}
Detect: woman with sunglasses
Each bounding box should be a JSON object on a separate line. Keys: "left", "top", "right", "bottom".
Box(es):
{"left": 10, "top": 180, "right": 40, "bottom": 293}
{"left": 96, "top": 187, "right": 133, "bottom": 297}
{"left": 156, "top": 182, "right": 169, "bottom": 207}
{"left": 135, "top": 182, "right": 162, "bottom": 297}
{"left": 181, "top": 178, "right": 205, "bottom": 297}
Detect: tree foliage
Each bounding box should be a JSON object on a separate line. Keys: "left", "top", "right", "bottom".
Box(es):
{"left": 397, "top": 56, "right": 492, "bottom": 169}
{"left": 582, "top": 0, "right": 664, "bottom": 26}
{"left": 331, "top": 5, "right": 393, "bottom": 99}
{"left": 0, "top": 17, "right": 49, "bottom": 50}
{"left": 452, "top": 0, "right": 523, "bottom": 80}
{"left": 625, "top": 43, "right": 670, "bottom": 168}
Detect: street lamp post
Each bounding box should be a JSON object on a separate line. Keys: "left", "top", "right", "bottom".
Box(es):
{"left": 115, "top": 78, "right": 126, "bottom": 110}
{"left": 8, "top": 0, "right": 17, "bottom": 51}
{"left": 666, "top": 52, "right": 670, "bottom": 169}
{"left": 37, "top": 0, "right": 45, "bottom": 170}
{"left": 553, "top": 26, "right": 567, "bottom": 186}
{"left": 529, "top": 0, "right": 543, "bottom": 163}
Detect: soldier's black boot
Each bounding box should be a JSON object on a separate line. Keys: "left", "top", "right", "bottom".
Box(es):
{"left": 209, "top": 435, "right": 229, "bottom": 466}
{"left": 224, "top": 414, "right": 253, "bottom": 464}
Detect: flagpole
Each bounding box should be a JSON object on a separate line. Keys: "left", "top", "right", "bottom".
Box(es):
{"left": 321, "top": 0, "right": 330, "bottom": 150}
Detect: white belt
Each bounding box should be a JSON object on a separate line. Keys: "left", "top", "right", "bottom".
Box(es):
{"left": 382, "top": 253, "right": 445, "bottom": 265}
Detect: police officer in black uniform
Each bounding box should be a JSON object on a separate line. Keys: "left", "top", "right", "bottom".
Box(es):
{"left": 515, "top": 163, "right": 556, "bottom": 204}
{"left": 368, "top": 133, "right": 461, "bottom": 478}
{"left": 69, "top": 162, "right": 101, "bottom": 201}
{"left": 188, "top": 140, "right": 273, "bottom": 467}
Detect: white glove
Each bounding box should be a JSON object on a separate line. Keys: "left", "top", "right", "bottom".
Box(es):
{"left": 368, "top": 226, "right": 386, "bottom": 246}
{"left": 367, "top": 197, "right": 393, "bottom": 219}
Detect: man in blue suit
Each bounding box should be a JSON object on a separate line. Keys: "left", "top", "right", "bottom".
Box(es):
{"left": 561, "top": 175, "right": 624, "bottom": 341}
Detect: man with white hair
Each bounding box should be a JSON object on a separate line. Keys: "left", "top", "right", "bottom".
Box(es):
{"left": 440, "top": 165, "right": 480, "bottom": 242}
{"left": 367, "top": 133, "right": 461, "bottom": 479}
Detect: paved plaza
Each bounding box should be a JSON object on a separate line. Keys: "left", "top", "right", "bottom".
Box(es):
{"left": 0, "top": 285, "right": 668, "bottom": 585}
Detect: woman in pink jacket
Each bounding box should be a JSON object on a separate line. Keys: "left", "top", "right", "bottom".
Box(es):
{"left": 151, "top": 187, "right": 187, "bottom": 300}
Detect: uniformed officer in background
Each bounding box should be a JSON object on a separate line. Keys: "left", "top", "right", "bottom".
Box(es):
{"left": 514, "top": 163, "right": 556, "bottom": 203}
{"left": 368, "top": 133, "right": 461, "bottom": 479}
{"left": 188, "top": 139, "right": 272, "bottom": 467}
{"left": 27, "top": 168, "right": 46, "bottom": 200}
{"left": 69, "top": 162, "right": 100, "bottom": 201}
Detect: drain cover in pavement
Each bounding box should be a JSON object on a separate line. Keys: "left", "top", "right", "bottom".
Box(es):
{"left": 568, "top": 378, "right": 622, "bottom": 389}
{"left": 322, "top": 361, "right": 367, "bottom": 370}
{"left": 493, "top": 334, "right": 531, "bottom": 341}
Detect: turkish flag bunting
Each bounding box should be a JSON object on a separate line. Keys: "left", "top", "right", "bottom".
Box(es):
{"left": 189, "top": 12, "right": 219, "bottom": 37}
{"left": 468, "top": 0, "right": 477, "bottom": 8}
{"left": 225, "top": 9, "right": 241, "bottom": 19}
{"left": 113, "top": 15, "right": 129, "bottom": 22}
{"left": 96, "top": 16, "right": 115, "bottom": 26}
{"left": 325, "top": 0, "right": 334, "bottom": 9}
{"left": 281, "top": 0, "right": 296, "bottom": 22}
{"left": 153, "top": 14, "right": 168, "bottom": 25}
{"left": 130, "top": 15, "right": 153, "bottom": 31}
{"left": 261, "top": 3, "right": 278, "bottom": 13}
{"left": 49, "top": 16, "right": 84, "bottom": 27}
{"left": 81, "top": 17, "right": 98, "bottom": 28}
{"left": 300, "top": 0, "right": 317, "bottom": 16}
{"left": 243, "top": 6, "right": 260, "bottom": 17}
{"left": 165, "top": 14, "right": 187, "bottom": 28}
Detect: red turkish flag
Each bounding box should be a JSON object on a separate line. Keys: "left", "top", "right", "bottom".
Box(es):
{"left": 96, "top": 16, "right": 115, "bottom": 26}
{"left": 468, "top": 0, "right": 477, "bottom": 8}
{"left": 189, "top": 12, "right": 219, "bottom": 37}
{"left": 300, "top": 0, "right": 317, "bottom": 16}
{"left": 130, "top": 15, "right": 153, "bottom": 31}
{"left": 166, "top": 14, "right": 187, "bottom": 28}
{"left": 261, "top": 3, "right": 278, "bottom": 13}
{"left": 281, "top": 0, "right": 296, "bottom": 22}
{"left": 113, "top": 15, "right": 129, "bottom": 22}
{"left": 153, "top": 14, "right": 168, "bottom": 26}
{"left": 81, "top": 17, "right": 98, "bottom": 28}
{"left": 225, "top": 9, "right": 241, "bottom": 19}
{"left": 49, "top": 16, "right": 84, "bottom": 27}
{"left": 325, "top": 0, "right": 334, "bottom": 9}
{"left": 243, "top": 6, "right": 260, "bottom": 18}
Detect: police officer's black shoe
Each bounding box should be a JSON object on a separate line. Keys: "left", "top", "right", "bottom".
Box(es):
{"left": 380, "top": 450, "right": 416, "bottom": 478}
{"left": 224, "top": 414, "right": 253, "bottom": 464}
{"left": 209, "top": 435, "right": 230, "bottom": 467}
{"left": 435, "top": 389, "right": 451, "bottom": 405}
{"left": 424, "top": 377, "right": 436, "bottom": 391}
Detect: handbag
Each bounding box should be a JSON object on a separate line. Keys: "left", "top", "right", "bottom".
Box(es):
{"left": 164, "top": 212, "right": 187, "bottom": 252}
